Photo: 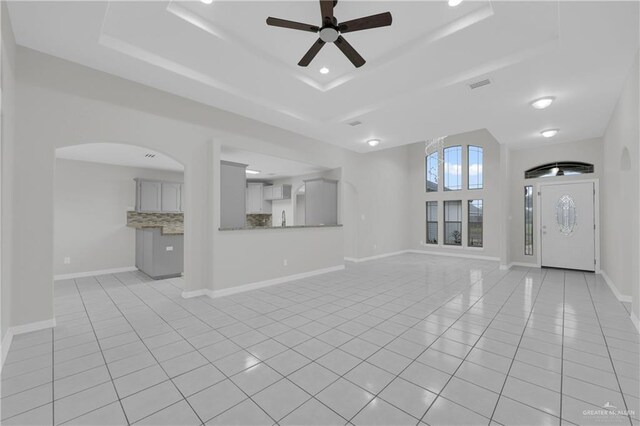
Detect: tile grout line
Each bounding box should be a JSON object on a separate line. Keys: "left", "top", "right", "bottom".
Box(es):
{"left": 582, "top": 273, "right": 634, "bottom": 426}
{"left": 68, "top": 277, "right": 131, "bottom": 426}
{"left": 413, "top": 268, "right": 542, "bottom": 425}
{"left": 336, "top": 267, "right": 527, "bottom": 425}
{"left": 487, "top": 268, "right": 550, "bottom": 423}
{"left": 102, "top": 273, "right": 279, "bottom": 426}
{"left": 177, "top": 260, "right": 505, "bottom": 424}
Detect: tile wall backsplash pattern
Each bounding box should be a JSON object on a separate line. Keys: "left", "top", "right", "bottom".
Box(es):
{"left": 127, "top": 211, "right": 184, "bottom": 227}
{"left": 247, "top": 214, "right": 272, "bottom": 227}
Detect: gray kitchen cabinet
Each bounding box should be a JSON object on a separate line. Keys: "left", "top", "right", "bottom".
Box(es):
{"left": 304, "top": 178, "right": 338, "bottom": 226}
{"left": 221, "top": 161, "right": 247, "bottom": 228}
{"left": 135, "top": 178, "right": 184, "bottom": 213}
{"left": 263, "top": 184, "right": 292, "bottom": 201}
{"left": 136, "top": 228, "right": 183, "bottom": 279}
{"left": 161, "top": 182, "right": 182, "bottom": 213}
{"left": 137, "top": 180, "right": 162, "bottom": 212}
{"left": 246, "top": 182, "right": 271, "bottom": 214}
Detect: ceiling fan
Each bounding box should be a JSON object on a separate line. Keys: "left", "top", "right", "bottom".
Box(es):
{"left": 266, "top": 0, "right": 392, "bottom": 68}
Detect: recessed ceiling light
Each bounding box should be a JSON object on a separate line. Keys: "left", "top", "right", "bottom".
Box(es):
{"left": 246, "top": 169, "right": 260, "bottom": 175}
{"left": 319, "top": 67, "right": 330, "bottom": 74}
{"left": 531, "top": 97, "right": 555, "bottom": 110}
{"left": 448, "top": 0, "right": 463, "bottom": 7}
{"left": 541, "top": 129, "right": 559, "bottom": 138}
{"left": 200, "top": 0, "right": 213, "bottom": 4}
{"left": 367, "top": 139, "right": 380, "bottom": 147}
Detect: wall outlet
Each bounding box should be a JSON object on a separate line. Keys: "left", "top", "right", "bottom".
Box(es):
{"left": 64, "top": 257, "right": 71, "bottom": 264}
{"left": 283, "top": 259, "right": 288, "bottom": 266}
{"left": 166, "top": 246, "right": 174, "bottom": 251}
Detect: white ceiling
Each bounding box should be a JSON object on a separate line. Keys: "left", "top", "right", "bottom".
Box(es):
{"left": 56, "top": 143, "right": 185, "bottom": 172}
{"left": 221, "top": 146, "right": 328, "bottom": 180}
{"left": 8, "top": 1, "right": 639, "bottom": 152}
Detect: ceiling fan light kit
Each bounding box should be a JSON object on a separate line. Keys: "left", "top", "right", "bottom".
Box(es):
{"left": 266, "top": 0, "right": 392, "bottom": 68}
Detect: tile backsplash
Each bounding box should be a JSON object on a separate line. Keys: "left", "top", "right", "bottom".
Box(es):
{"left": 247, "top": 214, "right": 272, "bottom": 227}
{"left": 127, "top": 211, "right": 183, "bottom": 226}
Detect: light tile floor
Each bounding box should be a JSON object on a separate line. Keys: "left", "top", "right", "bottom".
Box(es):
{"left": 1, "top": 254, "right": 639, "bottom": 425}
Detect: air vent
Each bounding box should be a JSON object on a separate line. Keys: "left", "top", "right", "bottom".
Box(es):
{"left": 144, "top": 153, "right": 156, "bottom": 158}
{"left": 469, "top": 78, "right": 491, "bottom": 90}
{"left": 348, "top": 120, "right": 362, "bottom": 127}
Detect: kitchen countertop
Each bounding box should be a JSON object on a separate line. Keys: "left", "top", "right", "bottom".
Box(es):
{"left": 127, "top": 224, "right": 184, "bottom": 235}
{"left": 219, "top": 224, "right": 343, "bottom": 231}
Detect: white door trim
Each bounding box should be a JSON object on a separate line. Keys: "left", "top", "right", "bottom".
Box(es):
{"left": 536, "top": 178, "right": 600, "bottom": 272}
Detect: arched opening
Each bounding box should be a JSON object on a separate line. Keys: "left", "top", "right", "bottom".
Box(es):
{"left": 53, "top": 142, "right": 187, "bottom": 300}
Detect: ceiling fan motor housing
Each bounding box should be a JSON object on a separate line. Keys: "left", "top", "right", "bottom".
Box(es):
{"left": 319, "top": 26, "right": 340, "bottom": 43}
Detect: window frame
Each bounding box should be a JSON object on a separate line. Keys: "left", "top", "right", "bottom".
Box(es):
{"left": 443, "top": 146, "right": 462, "bottom": 191}
{"left": 425, "top": 151, "right": 439, "bottom": 192}
{"left": 468, "top": 199, "right": 483, "bottom": 248}
{"left": 426, "top": 201, "right": 438, "bottom": 245}
{"left": 468, "top": 145, "right": 484, "bottom": 190}
{"left": 443, "top": 200, "right": 463, "bottom": 246}
{"left": 524, "top": 186, "right": 534, "bottom": 255}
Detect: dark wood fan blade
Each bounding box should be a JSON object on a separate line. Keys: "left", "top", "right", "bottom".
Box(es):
{"left": 320, "top": 0, "right": 334, "bottom": 21}
{"left": 335, "top": 36, "right": 365, "bottom": 67}
{"left": 298, "top": 39, "right": 326, "bottom": 67}
{"left": 266, "top": 17, "right": 319, "bottom": 33}
{"left": 338, "top": 12, "right": 392, "bottom": 33}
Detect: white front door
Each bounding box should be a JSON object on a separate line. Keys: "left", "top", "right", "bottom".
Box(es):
{"left": 540, "top": 181, "right": 596, "bottom": 271}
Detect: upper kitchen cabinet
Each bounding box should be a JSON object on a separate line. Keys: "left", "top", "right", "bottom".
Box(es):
{"left": 161, "top": 182, "right": 182, "bottom": 213}
{"left": 263, "top": 184, "right": 292, "bottom": 201}
{"left": 305, "top": 178, "right": 338, "bottom": 226}
{"left": 221, "top": 161, "right": 248, "bottom": 228}
{"left": 246, "top": 182, "right": 271, "bottom": 214}
{"left": 135, "top": 178, "right": 184, "bottom": 213}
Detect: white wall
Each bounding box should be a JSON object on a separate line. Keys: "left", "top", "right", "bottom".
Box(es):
{"left": 407, "top": 129, "right": 502, "bottom": 260}
{"left": 1, "top": 2, "right": 17, "bottom": 349}
{"left": 54, "top": 158, "right": 183, "bottom": 276}
{"left": 601, "top": 51, "right": 639, "bottom": 318}
{"left": 508, "top": 137, "right": 604, "bottom": 267}
{"left": 9, "top": 47, "right": 360, "bottom": 329}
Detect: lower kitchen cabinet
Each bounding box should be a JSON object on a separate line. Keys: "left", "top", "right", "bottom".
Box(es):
{"left": 136, "top": 229, "right": 184, "bottom": 279}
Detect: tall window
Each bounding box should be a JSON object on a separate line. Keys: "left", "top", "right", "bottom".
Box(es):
{"left": 468, "top": 146, "right": 483, "bottom": 190}
{"left": 444, "top": 201, "right": 462, "bottom": 245}
{"left": 426, "top": 201, "right": 438, "bottom": 244}
{"left": 443, "top": 146, "right": 462, "bottom": 191}
{"left": 425, "top": 152, "right": 439, "bottom": 192}
{"left": 524, "top": 186, "right": 534, "bottom": 255}
{"left": 468, "top": 200, "right": 483, "bottom": 247}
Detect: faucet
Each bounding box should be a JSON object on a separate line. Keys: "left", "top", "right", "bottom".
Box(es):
{"left": 281, "top": 210, "right": 286, "bottom": 227}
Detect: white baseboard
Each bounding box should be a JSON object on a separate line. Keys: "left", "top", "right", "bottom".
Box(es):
{"left": 1, "top": 318, "right": 56, "bottom": 373}
{"left": 183, "top": 265, "right": 346, "bottom": 300}
{"left": 503, "top": 262, "right": 540, "bottom": 270}
{"left": 631, "top": 312, "right": 639, "bottom": 334}
{"left": 54, "top": 266, "right": 137, "bottom": 281}
{"left": 407, "top": 249, "right": 500, "bottom": 262}
{"left": 600, "top": 270, "right": 632, "bottom": 303}
{"left": 344, "top": 251, "right": 407, "bottom": 263}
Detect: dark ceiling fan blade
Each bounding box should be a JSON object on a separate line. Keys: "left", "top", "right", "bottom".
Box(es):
{"left": 334, "top": 35, "right": 365, "bottom": 67}
{"left": 298, "top": 39, "right": 326, "bottom": 67}
{"left": 338, "top": 12, "right": 392, "bottom": 33}
{"left": 320, "top": 0, "right": 334, "bottom": 22}
{"left": 266, "top": 17, "right": 319, "bottom": 33}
